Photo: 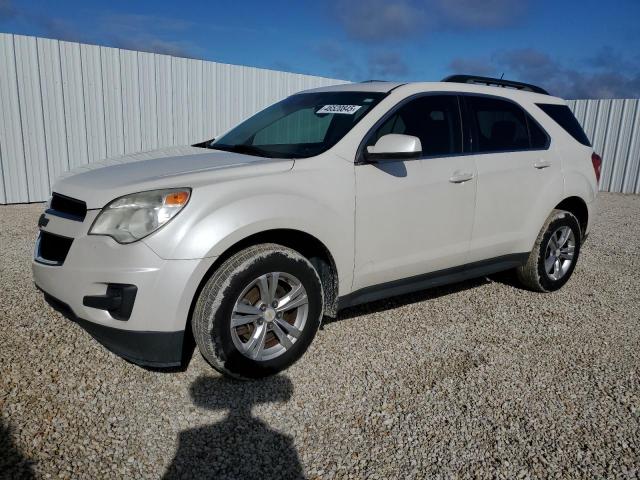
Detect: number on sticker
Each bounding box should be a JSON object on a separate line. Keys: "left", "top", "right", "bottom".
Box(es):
{"left": 316, "top": 105, "right": 362, "bottom": 115}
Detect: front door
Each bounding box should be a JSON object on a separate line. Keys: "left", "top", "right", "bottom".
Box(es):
{"left": 354, "top": 94, "right": 476, "bottom": 291}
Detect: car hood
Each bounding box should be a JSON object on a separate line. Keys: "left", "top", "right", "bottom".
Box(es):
{"left": 53, "top": 146, "right": 294, "bottom": 208}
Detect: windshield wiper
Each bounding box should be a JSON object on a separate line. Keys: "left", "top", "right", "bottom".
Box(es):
{"left": 209, "top": 144, "right": 272, "bottom": 158}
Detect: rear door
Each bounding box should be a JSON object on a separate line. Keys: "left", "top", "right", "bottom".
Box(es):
{"left": 462, "top": 95, "right": 559, "bottom": 262}
{"left": 353, "top": 94, "right": 477, "bottom": 290}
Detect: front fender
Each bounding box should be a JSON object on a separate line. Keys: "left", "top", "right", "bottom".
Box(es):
{"left": 144, "top": 192, "right": 354, "bottom": 295}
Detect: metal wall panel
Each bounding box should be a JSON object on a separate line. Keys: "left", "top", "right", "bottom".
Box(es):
{"left": 569, "top": 99, "right": 640, "bottom": 194}
{"left": 155, "top": 53, "right": 173, "bottom": 149}
{"left": 14, "top": 35, "right": 50, "bottom": 202}
{"left": 120, "top": 49, "right": 142, "bottom": 154}
{"left": 101, "top": 46, "right": 125, "bottom": 158}
{"left": 215, "top": 62, "right": 232, "bottom": 136}
{"left": 188, "top": 59, "right": 205, "bottom": 143}
{"left": 0, "top": 136, "right": 4, "bottom": 204}
{"left": 37, "top": 37, "right": 69, "bottom": 187}
{"left": 625, "top": 102, "right": 640, "bottom": 194}
{"left": 0, "top": 33, "right": 28, "bottom": 203}
{"left": 138, "top": 51, "right": 158, "bottom": 151}
{"left": 80, "top": 43, "right": 107, "bottom": 163}
{"left": 202, "top": 60, "right": 218, "bottom": 141}
{"left": 3, "top": 33, "right": 638, "bottom": 203}
{"left": 172, "top": 56, "right": 190, "bottom": 145}
{"left": 59, "top": 40, "right": 88, "bottom": 170}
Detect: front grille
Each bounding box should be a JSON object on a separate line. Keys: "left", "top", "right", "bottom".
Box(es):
{"left": 49, "top": 193, "right": 87, "bottom": 221}
{"left": 36, "top": 231, "right": 74, "bottom": 265}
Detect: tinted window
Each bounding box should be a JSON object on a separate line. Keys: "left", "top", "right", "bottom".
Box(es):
{"left": 368, "top": 95, "right": 462, "bottom": 156}
{"left": 537, "top": 103, "right": 591, "bottom": 147}
{"left": 253, "top": 108, "right": 332, "bottom": 145}
{"left": 527, "top": 116, "right": 549, "bottom": 149}
{"left": 466, "top": 96, "right": 530, "bottom": 153}
{"left": 212, "top": 92, "right": 385, "bottom": 158}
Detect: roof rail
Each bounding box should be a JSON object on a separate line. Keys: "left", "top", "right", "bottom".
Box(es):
{"left": 360, "top": 79, "right": 388, "bottom": 83}
{"left": 442, "top": 74, "right": 550, "bottom": 95}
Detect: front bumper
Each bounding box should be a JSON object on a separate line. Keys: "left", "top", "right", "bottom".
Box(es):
{"left": 32, "top": 209, "right": 216, "bottom": 367}
{"left": 40, "top": 288, "right": 186, "bottom": 367}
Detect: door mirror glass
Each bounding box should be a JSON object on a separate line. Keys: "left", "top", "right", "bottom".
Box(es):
{"left": 365, "top": 134, "right": 422, "bottom": 161}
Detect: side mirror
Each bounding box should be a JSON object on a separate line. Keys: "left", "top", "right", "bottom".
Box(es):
{"left": 365, "top": 134, "right": 422, "bottom": 162}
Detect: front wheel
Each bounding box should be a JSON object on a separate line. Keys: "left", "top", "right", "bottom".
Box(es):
{"left": 192, "top": 243, "right": 324, "bottom": 379}
{"left": 516, "top": 209, "right": 582, "bottom": 292}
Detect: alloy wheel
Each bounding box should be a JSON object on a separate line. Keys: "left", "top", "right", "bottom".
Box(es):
{"left": 544, "top": 226, "right": 576, "bottom": 281}
{"left": 230, "top": 272, "right": 308, "bottom": 361}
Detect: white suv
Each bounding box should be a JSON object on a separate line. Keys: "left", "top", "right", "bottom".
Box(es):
{"left": 33, "top": 75, "right": 601, "bottom": 378}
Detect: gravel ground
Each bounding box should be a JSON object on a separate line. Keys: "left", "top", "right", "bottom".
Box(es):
{"left": 1, "top": 193, "right": 639, "bottom": 479}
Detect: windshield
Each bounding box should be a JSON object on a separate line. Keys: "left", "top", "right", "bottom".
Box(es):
{"left": 210, "top": 91, "right": 386, "bottom": 158}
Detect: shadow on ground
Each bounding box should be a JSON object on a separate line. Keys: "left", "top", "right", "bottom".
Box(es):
{"left": 0, "top": 417, "right": 35, "bottom": 479}
{"left": 163, "top": 375, "right": 304, "bottom": 480}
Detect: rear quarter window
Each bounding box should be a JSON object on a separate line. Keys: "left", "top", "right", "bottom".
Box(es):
{"left": 536, "top": 103, "right": 591, "bottom": 147}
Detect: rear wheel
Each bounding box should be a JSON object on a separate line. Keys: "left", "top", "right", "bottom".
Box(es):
{"left": 516, "top": 209, "right": 581, "bottom": 292}
{"left": 192, "top": 243, "right": 323, "bottom": 379}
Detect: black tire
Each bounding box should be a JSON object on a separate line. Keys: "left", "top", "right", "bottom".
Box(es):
{"left": 192, "top": 243, "right": 324, "bottom": 379}
{"left": 516, "top": 209, "right": 582, "bottom": 292}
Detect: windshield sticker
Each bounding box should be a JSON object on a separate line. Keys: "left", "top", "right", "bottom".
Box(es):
{"left": 316, "top": 105, "right": 362, "bottom": 115}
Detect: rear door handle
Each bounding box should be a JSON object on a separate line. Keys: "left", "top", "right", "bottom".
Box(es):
{"left": 534, "top": 160, "right": 552, "bottom": 169}
{"left": 449, "top": 172, "right": 474, "bottom": 183}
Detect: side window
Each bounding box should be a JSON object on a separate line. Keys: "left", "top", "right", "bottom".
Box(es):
{"left": 536, "top": 103, "right": 591, "bottom": 147}
{"left": 527, "top": 115, "right": 549, "bottom": 149}
{"left": 466, "top": 96, "right": 530, "bottom": 153}
{"left": 368, "top": 95, "right": 462, "bottom": 156}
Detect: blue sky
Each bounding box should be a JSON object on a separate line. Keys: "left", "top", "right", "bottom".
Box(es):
{"left": 2, "top": 0, "right": 639, "bottom": 98}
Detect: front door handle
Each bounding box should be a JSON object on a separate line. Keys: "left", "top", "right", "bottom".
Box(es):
{"left": 449, "top": 171, "right": 474, "bottom": 183}
{"left": 534, "top": 160, "right": 552, "bottom": 169}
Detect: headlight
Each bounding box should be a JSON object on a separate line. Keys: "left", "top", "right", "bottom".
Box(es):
{"left": 89, "top": 188, "right": 191, "bottom": 244}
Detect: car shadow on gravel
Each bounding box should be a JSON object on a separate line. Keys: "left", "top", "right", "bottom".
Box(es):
{"left": 331, "top": 276, "right": 490, "bottom": 323}
{"left": 0, "top": 418, "right": 35, "bottom": 478}
{"left": 163, "top": 375, "right": 305, "bottom": 480}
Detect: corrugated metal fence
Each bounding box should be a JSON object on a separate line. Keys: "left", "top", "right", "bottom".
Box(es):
{"left": 0, "top": 34, "right": 638, "bottom": 204}
{"left": 0, "top": 33, "right": 345, "bottom": 204}
{"left": 568, "top": 99, "right": 640, "bottom": 194}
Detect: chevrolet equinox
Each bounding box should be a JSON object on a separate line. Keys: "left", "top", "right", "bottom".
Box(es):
{"left": 33, "top": 75, "right": 601, "bottom": 379}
